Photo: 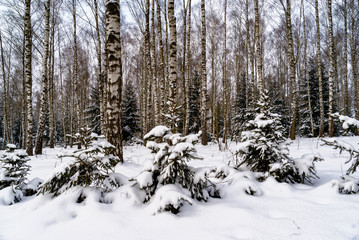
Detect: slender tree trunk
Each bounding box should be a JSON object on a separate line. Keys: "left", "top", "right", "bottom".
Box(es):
{"left": 200, "top": 0, "right": 208, "bottom": 145}
{"left": 222, "top": 0, "right": 228, "bottom": 145}
{"left": 184, "top": 0, "right": 192, "bottom": 135}
{"left": 105, "top": 0, "right": 123, "bottom": 162}
{"left": 315, "top": 0, "right": 325, "bottom": 137}
{"left": 34, "top": 0, "right": 51, "bottom": 155}
{"left": 350, "top": 1, "right": 358, "bottom": 118}
{"left": 182, "top": 0, "right": 188, "bottom": 134}
{"left": 327, "top": 0, "right": 335, "bottom": 137}
{"left": 73, "top": 0, "right": 81, "bottom": 136}
{"left": 168, "top": 0, "right": 178, "bottom": 130}
{"left": 58, "top": 25, "right": 66, "bottom": 147}
{"left": 145, "top": 0, "right": 152, "bottom": 132}
{"left": 94, "top": 0, "right": 105, "bottom": 135}
{"left": 303, "top": 2, "right": 315, "bottom": 136}
{"left": 152, "top": 0, "right": 160, "bottom": 126}
{"left": 156, "top": 0, "right": 166, "bottom": 125}
{"left": 25, "top": 0, "right": 34, "bottom": 155}
{"left": 254, "top": 0, "right": 263, "bottom": 97}
{"left": 21, "top": 33, "right": 27, "bottom": 149}
{"left": 343, "top": 0, "right": 349, "bottom": 116}
{"left": 245, "top": 0, "right": 250, "bottom": 108}
{"left": 0, "top": 31, "right": 10, "bottom": 148}
{"left": 48, "top": 2, "right": 55, "bottom": 148}
{"left": 283, "top": 0, "right": 297, "bottom": 140}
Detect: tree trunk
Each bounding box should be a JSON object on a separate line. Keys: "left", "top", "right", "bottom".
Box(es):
{"left": 58, "top": 25, "right": 66, "bottom": 148}
{"left": 200, "top": 0, "right": 208, "bottom": 145}
{"left": 315, "top": 0, "right": 325, "bottom": 137}
{"left": 34, "top": 0, "right": 51, "bottom": 155}
{"left": 48, "top": 2, "right": 56, "bottom": 148}
{"left": 254, "top": 0, "right": 263, "bottom": 96}
{"left": 25, "top": 0, "right": 34, "bottom": 156}
{"left": 168, "top": 0, "right": 178, "bottom": 131}
{"left": 145, "top": 0, "right": 153, "bottom": 132}
{"left": 94, "top": 0, "right": 105, "bottom": 135}
{"left": 0, "top": 31, "right": 10, "bottom": 149}
{"left": 21, "top": 32, "right": 27, "bottom": 149}
{"left": 73, "top": 0, "right": 81, "bottom": 136}
{"left": 343, "top": 0, "right": 349, "bottom": 116}
{"left": 156, "top": 0, "right": 166, "bottom": 125}
{"left": 245, "top": 0, "right": 250, "bottom": 108}
{"left": 105, "top": 0, "right": 123, "bottom": 162}
{"left": 152, "top": 0, "right": 160, "bottom": 126}
{"left": 182, "top": 0, "right": 188, "bottom": 134}
{"left": 350, "top": 1, "right": 358, "bottom": 118}
{"left": 222, "top": 0, "right": 228, "bottom": 145}
{"left": 184, "top": 0, "right": 192, "bottom": 135}
{"left": 303, "top": 1, "right": 315, "bottom": 136}
{"left": 327, "top": 0, "right": 335, "bottom": 137}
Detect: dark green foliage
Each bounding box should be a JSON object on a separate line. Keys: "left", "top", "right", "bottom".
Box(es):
{"left": 298, "top": 60, "right": 337, "bottom": 137}
{"left": 38, "top": 131, "right": 122, "bottom": 198}
{"left": 122, "top": 82, "right": 141, "bottom": 142}
{"left": 0, "top": 144, "right": 31, "bottom": 190}
{"left": 188, "top": 71, "right": 201, "bottom": 134}
{"left": 235, "top": 90, "right": 320, "bottom": 183}
{"left": 132, "top": 126, "right": 218, "bottom": 213}
{"left": 84, "top": 87, "right": 101, "bottom": 135}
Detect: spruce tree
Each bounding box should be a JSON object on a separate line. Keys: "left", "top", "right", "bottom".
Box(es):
{"left": 0, "top": 144, "right": 31, "bottom": 191}
{"left": 122, "top": 82, "right": 141, "bottom": 142}
{"left": 188, "top": 71, "right": 201, "bottom": 134}
{"left": 84, "top": 88, "right": 101, "bottom": 134}
{"left": 132, "top": 126, "right": 218, "bottom": 213}
{"left": 235, "top": 90, "right": 321, "bottom": 183}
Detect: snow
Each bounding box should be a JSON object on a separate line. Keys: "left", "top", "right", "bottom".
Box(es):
{"left": 0, "top": 139, "right": 359, "bottom": 239}
{"left": 143, "top": 126, "right": 170, "bottom": 140}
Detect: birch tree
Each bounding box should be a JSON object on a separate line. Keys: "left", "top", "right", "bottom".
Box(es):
{"left": 25, "top": 0, "right": 34, "bottom": 156}
{"left": 105, "top": 0, "right": 123, "bottom": 162}
{"left": 200, "top": 0, "right": 208, "bottom": 145}
{"left": 327, "top": 0, "right": 335, "bottom": 137}
{"left": 315, "top": 0, "right": 325, "bottom": 137}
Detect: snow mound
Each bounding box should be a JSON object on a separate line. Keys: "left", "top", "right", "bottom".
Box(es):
{"left": 148, "top": 184, "right": 193, "bottom": 214}
{"left": 0, "top": 186, "right": 23, "bottom": 205}
{"left": 144, "top": 126, "right": 171, "bottom": 140}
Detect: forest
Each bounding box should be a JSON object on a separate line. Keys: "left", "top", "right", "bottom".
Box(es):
{"left": 0, "top": 1, "right": 359, "bottom": 238}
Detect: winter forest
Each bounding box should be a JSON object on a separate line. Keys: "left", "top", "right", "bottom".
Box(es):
{"left": 0, "top": 0, "right": 359, "bottom": 239}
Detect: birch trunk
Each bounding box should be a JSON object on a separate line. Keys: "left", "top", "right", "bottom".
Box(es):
{"left": 283, "top": 0, "right": 297, "bottom": 140}
{"left": 105, "top": 0, "right": 123, "bottom": 162}
{"left": 152, "top": 0, "right": 160, "bottom": 125}
{"left": 0, "top": 31, "right": 10, "bottom": 148}
{"left": 156, "top": 0, "right": 166, "bottom": 124}
{"left": 200, "top": 0, "right": 208, "bottom": 145}
{"left": 303, "top": 2, "right": 315, "bottom": 136}
{"left": 182, "top": 0, "right": 188, "bottom": 134}
{"left": 343, "top": 0, "right": 349, "bottom": 116}
{"left": 145, "top": 0, "right": 152, "bottom": 132}
{"left": 34, "top": 0, "right": 51, "bottom": 155}
{"left": 315, "top": 0, "right": 325, "bottom": 137}
{"left": 73, "top": 0, "right": 81, "bottom": 136}
{"left": 245, "top": 0, "right": 250, "bottom": 108}
{"left": 94, "top": 0, "right": 105, "bottom": 135}
{"left": 168, "top": 0, "right": 178, "bottom": 130}
{"left": 48, "top": 2, "right": 55, "bottom": 148}
{"left": 184, "top": 0, "right": 192, "bottom": 135}
{"left": 350, "top": 1, "right": 358, "bottom": 118}
{"left": 327, "top": 0, "right": 335, "bottom": 137}
{"left": 25, "top": 0, "right": 34, "bottom": 155}
{"left": 222, "top": 0, "right": 228, "bottom": 145}
{"left": 254, "top": 0, "right": 263, "bottom": 96}
{"left": 21, "top": 33, "right": 27, "bottom": 149}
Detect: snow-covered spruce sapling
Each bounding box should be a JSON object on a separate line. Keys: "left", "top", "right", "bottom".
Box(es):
{"left": 235, "top": 90, "right": 321, "bottom": 183}
{"left": 38, "top": 131, "right": 123, "bottom": 201}
{"left": 0, "top": 144, "right": 31, "bottom": 190}
{"left": 0, "top": 144, "right": 32, "bottom": 204}
{"left": 132, "top": 126, "right": 219, "bottom": 214}
{"left": 322, "top": 138, "right": 359, "bottom": 193}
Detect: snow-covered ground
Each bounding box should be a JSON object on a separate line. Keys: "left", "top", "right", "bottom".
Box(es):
{"left": 1, "top": 137, "right": 359, "bottom": 240}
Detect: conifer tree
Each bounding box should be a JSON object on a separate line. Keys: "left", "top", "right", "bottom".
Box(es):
{"left": 122, "top": 82, "right": 140, "bottom": 142}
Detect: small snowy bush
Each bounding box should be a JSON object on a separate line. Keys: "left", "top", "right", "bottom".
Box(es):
{"left": 0, "top": 144, "right": 31, "bottom": 191}
{"left": 39, "top": 132, "right": 123, "bottom": 201}
{"left": 332, "top": 113, "right": 359, "bottom": 135}
{"left": 332, "top": 175, "right": 359, "bottom": 194}
{"left": 235, "top": 90, "right": 321, "bottom": 184}
{"left": 322, "top": 138, "right": 359, "bottom": 175}
{"left": 132, "top": 126, "right": 218, "bottom": 214}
